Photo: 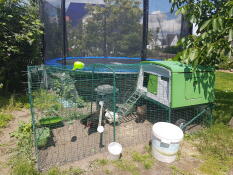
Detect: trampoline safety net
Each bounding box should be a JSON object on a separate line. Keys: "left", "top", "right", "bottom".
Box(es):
{"left": 28, "top": 64, "right": 211, "bottom": 170}
{"left": 40, "top": 0, "right": 192, "bottom": 62}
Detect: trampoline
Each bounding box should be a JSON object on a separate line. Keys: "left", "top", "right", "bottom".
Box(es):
{"left": 45, "top": 56, "right": 160, "bottom": 73}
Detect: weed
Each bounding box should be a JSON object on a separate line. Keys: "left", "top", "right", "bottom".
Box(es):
{"left": 10, "top": 122, "right": 33, "bottom": 159}
{"left": 144, "top": 144, "right": 152, "bottom": 153}
{"left": 36, "top": 127, "right": 51, "bottom": 148}
{"left": 11, "top": 158, "right": 39, "bottom": 175}
{"left": 114, "top": 159, "right": 139, "bottom": 175}
{"left": 33, "top": 89, "right": 62, "bottom": 114}
{"left": 45, "top": 167, "right": 85, "bottom": 175}
{"left": 132, "top": 151, "right": 154, "bottom": 169}
{"left": 95, "top": 159, "right": 109, "bottom": 166}
{"left": 46, "top": 167, "right": 62, "bottom": 175}
{"left": 0, "top": 112, "right": 13, "bottom": 128}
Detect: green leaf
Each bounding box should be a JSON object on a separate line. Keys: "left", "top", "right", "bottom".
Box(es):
{"left": 212, "top": 18, "right": 218, "bottom": 31}
{"left": 229, "top": 29, "right": 233, "bottom": 41}
{"left": 229, "top": 8, "right": 233, "bottom": 17}
{"left": 200, "top": 20, "right": 211, "bottom": 31}
{"left": 190, "top": 15, "right": 197, "bottom": 23}
{"left": 217, "top": 17, "right": 223, "bottom": 29}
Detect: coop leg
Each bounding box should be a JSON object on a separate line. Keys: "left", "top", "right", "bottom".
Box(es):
{"left": 99, "top": 132, "right": 104, "bottom": 148}
{"left": 167, "top": 108, "right": 171, "bottom": 123}
{"left": 208, "top": 103, "right": 214, "bottom": 126}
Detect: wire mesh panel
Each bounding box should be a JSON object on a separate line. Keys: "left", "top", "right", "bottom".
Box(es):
{"left": 28, "top": 64, "right": 211, "bottom": 170}
{"left": 40, "top": 0, "right": 63, "bottom": 60}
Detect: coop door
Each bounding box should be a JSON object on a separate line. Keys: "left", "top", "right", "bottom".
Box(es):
{"left": 143, "top": 72, "right": 158, "bottom": 95}
{"left": 185, "top": 75, "right": 203, "bottom": 100}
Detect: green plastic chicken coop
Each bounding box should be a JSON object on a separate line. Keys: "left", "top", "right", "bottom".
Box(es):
{"left": 137, "top": 61, "right": 215, "bottom": 108}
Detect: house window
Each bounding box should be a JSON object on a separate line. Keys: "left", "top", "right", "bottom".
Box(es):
{"left": 143, "top": 72, "right": 158, "bottom": 95}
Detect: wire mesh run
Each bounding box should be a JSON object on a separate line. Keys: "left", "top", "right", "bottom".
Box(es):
{"left": 27, "top": 64, "right": 211, "bottom": 170}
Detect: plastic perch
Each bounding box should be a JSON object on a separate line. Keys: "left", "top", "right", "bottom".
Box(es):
{"left": 97, "top": 101, "right": 104, "bottom": 133}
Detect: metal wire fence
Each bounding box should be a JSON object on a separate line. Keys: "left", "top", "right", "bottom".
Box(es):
{"left": 27, "top": 64, "right": 211, "bottom": 170}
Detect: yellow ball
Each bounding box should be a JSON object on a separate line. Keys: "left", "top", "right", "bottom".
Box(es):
{"left": 72, "top": 61, "right": 85, "bottom": 70}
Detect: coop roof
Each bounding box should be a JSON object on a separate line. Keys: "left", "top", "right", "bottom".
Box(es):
{"left": 142, "top": 61, "right": 214, "bottom": 73}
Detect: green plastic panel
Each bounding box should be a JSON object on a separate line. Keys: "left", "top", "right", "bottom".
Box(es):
{"left": 142, "top": 61, "right": 215, "bottom": 73}
{"left": 147, "top": 74, "right": 158, "bottom": 94}
{"left": 171, "top": 72, "right": 215, "bottom": 108}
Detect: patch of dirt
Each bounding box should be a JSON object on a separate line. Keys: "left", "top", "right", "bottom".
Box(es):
{"left": 0, "top": 109, "right": 30, "bottom": 175}
{"left": 37, "top": 116, "right": 153, "bottom": 170}
{"left": 58, "top": 142, "right": 204, "bottom": 175}
{"left": 0, "top": 109, "right": 206, "bottom": 175}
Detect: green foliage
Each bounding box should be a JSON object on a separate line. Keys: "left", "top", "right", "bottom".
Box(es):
{"left": 171, "top": 0, "right": 233, "bottom": 67}
{"left": 132, "top": 152, "right": 154, "bottom": 169}
{"left": 94, "top": 159, "right": 109, "bottom": 166}
{"left": 49, "top": 72, "right": 86, "bottom": 108}
{"left": 63, "top": 112, "right": 87, "bottom": 122}
{"left": 0, "top": 112, "right": 13, "bottom": 128}
{"left": 67, "top": 0, "right": 143, "bottom": 57}
{"left": 218, "top": 60, "right": 233, "bottom": 70}
{"left": 11, "top": 122, "right": 33, "bottom": 159}
{"left": 39, "top": 117, "right": 63, "bottom": 126}
{"left": 0, "top": 0, "right": 42, "bottom": 92}
{"left": 11, "top": 159, "right": 39, "bottom": 175}
{"left": 36, "top": 127, "right": 50, "bottom": 148}
{"left": 191, "top": 124, "right": 233, "bottom": 175}
{"left": 0, "top": 94, "right": 29, "bottom": 111}
{"left": 214, "top": 72, "right": 233, "bottom": 124}
{"left": 33, "top": 90, "right": 62, "bottom": 114}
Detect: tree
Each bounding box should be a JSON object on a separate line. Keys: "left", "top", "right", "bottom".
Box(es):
{"left": 170, "top": 0, "right": 233, "bottom": 67}
{"left": 67, "top": 0, "right": 143, "bottom": 57}
{"left": 0, "top": 0, "right": 42, "bottom": 92}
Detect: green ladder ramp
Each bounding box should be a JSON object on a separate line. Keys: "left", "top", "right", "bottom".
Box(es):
{"left": 117, "top": 89, "right": 144, "bottom": 121}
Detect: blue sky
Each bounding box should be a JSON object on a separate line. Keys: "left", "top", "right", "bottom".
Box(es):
{"left": 149, "top": 0, "right": 172, "bottom": 13}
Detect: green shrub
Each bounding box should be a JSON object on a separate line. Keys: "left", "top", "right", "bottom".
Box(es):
{"left": 36, "top": 127, "right": 51, "bottom": 148}
{"left": 33, "top": 90, "right": 62, "bottom": 112}
{"left": 11, "top": 122, "right": 33, "bottom": 159}
{"left": 0, "top": 0, "right": 42, "bottom": 93}
{"left": 11, "top": 159, "right": 39, "bottom": 175}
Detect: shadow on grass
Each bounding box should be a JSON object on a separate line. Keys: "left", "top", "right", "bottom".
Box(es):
{"left": 213, "top": 90, "right": 233, "bottom": 124}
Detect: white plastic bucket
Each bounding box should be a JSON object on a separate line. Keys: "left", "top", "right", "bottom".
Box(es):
{"left": 152, "top": 122, "right": 184, "bottom": 163}
{"left": 108, "top": 142, "right": 122, "bottom": 160}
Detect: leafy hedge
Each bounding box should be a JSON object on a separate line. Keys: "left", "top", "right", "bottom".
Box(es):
{"left": 0, "top": 0, "right": 42, "bottom": 93}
